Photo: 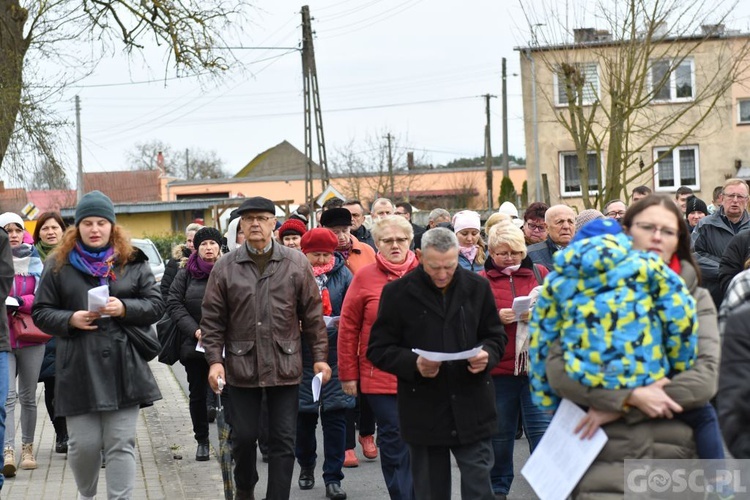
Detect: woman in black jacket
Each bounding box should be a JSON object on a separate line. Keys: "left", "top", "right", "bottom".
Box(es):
{"left": 167, "top": 227, "right": 222, "bottom": 461}
{"left": 32, "top": 191, "right": 163, "bottom": 500}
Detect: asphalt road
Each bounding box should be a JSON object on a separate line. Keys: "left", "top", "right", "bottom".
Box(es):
{"left": 171, "top": 365, "right": 538, "bottom": 499}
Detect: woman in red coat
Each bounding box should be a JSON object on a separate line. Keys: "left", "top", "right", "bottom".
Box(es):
{"left": 338, "top": 215, "right": 417, "bottom": 500}
{"left": 480, "top": 220, "right": 552, "bottom": 500}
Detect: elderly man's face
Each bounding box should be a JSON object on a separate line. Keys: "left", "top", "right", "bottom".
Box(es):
{"left": 604, "top": 201, "right": 627, "bottom": 220}
{"left": 547, "top": 207, "right": 576, "bottom": 246}
{"left": 722, "top": 183, "right": 749, "bottom": 220}
{"left": 343, "top": 203, "right": 365, "bottom": 231}
{"left": 429, "top": 215, "right": 451, "bottom": 229}
{"left": 372, "top": 202, "right": 393, "bottom": 220}
{"left": 419, "top": 246, "right": 459, "bottom": 289}
{"left": 240, "top": 212, "right": 277, "bottom": 249}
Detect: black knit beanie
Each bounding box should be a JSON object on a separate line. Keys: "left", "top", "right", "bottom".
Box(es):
{"left": 685, "top": 196, "right": 708, "bottom": 217}
{"left": 193, "top": 227, "right": 223, "bottom": 249}
{"left": 75, "top": 190, "right": 116, "bottom": 226}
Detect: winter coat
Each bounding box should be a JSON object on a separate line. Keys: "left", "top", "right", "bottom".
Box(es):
{"left": 32, "top": 248, "right": 164, "bottom": 417}
{"left": 201, "top": 241, "right": 328, "bottom": 388}
{"left": 480, "top": 256, "right": 548, "bottom": 376}
{"left": 351, "top": 225, "right": 376, "bottom": 252}
{"left": 338, "top": 256, "right": 419, "bottom": 395}
{"left": 299, "top": 253, "right": 355, "bottom": 413}
{"left": 167, "top": 267, "right": 208, "bottom": 361}
{"left": 367, "top": 264, "right": 507, "bottom": 447}
{"left": 0, "top": 232, "right": 14, "bottom": 353}
{"left": 719, "top": 301, "right": 750, "bottom": 458}
{"left": 342, "top": 235, "right": 376, "bottom": 275}
{"left": 717, "top": 229, "right": 750, "bottom": 298}
{"left": 161, "top": 244, "right": 190, "bottom": 299}
{"left": 9, "top": 273, "right": 42, "bottom": 349}
{"left": 526, "top": 237, "right": 561, "bottom": 270}
{"left": 38, "top": 337, "right": 57, "bottom": 381}
{"left": 530, "top": 233, "right": 698, "bottom": 410}
{"left": 545, "top": 261, "right": 718, "bottom": 499}
{"left": 692, "top": 207, "right": 750, "bottom": 306}
{"left": 457, "top": 251, "right": 482, "bottom": 272}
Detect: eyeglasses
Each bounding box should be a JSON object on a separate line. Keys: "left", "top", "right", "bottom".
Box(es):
{"left": 380, "top": 237, "right": 409, "bottom": 246}
{"left": 632, "top": 222, "right": 678, "bottom": 238}
{"left": 724, "top": 193, "right": 749, "bottom": 201}
{"left": 605, "top": 211, "right": 627, "bottom": 218}
{"left": 242, "top": 215, "right": 273, "bottom": 223}
{"left": 492, "top": 251, "right": 524, "bottom": 259}
{"left": 526, "top": 223, "right": 546, "bottom": 232}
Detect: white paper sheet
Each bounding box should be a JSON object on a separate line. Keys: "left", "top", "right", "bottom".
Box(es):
{"left": 324, "top": 316, "right": 340, "bottom": 329}
{"left": 87, "top": 285, "right": 110, "bottom": 317}
{"left": 195, "top": 341, "right": 205, "bottom": 353}
{"left": 312, "top": 372, "right": 324, "bottom": 402}
{"left": 412, "top": 346, "right": 483, "bottom": 362}
{"left": 521, "top": 399, "right": 608, "bottom": 500}
{"left": 512, "top": 296, "right": 532, "bottom": 321}
{"left": 5, "top": 296, "right": 18, "bottom": 307}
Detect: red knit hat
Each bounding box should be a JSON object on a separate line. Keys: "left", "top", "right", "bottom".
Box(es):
{"left": 279, "top": 218, "right": 307, "bottom": 238}
{"left": 300, "top": 228, "right": 338, "bottom": 254}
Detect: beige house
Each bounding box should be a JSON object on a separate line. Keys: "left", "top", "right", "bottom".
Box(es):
{"left": 517, "top": 27, "right": 750, "bottom": 209}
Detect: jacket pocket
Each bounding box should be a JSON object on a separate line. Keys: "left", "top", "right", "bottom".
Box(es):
{"left": 274, "top": 338, "right": 302, "bottom": 380}
{"left": 225, "top": 340, "right": 257, "bottom": 382}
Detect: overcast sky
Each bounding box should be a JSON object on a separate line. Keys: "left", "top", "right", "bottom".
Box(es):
{"left": 47, "top": 0, "right": 750, "bottom": 179}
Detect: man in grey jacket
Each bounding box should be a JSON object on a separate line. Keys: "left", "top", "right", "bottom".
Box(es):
{"left": 692, "top": 178, "right": 750, "bottom": 306}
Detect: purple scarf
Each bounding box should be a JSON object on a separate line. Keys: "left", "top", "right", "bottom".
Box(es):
{"left": 69, "top": 243, "right": 116, "bottom": 285}
{"left": 186, "top": 252, "right": 215, "bottom": 279}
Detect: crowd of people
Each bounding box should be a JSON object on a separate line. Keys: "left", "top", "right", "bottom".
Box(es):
{"left": 0, "top": 183, "right": 746, "bottom": 500}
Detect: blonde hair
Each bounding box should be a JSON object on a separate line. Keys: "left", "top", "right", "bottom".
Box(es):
{"left": 488, "top": 220, "right": 527, "bottom": 259}
{"left": 724, "top": 178, "right": 749, "bottom": 192}
{"left": 484, "top": 213, "right": 511, "bottom": 236}
{"left": 371, "top": 215, "right": 414, "bottom": 242}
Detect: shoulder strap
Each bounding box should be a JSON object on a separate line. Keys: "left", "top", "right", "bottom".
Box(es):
{"left": 532, "top": 264, "right": 543, "bottom": 285}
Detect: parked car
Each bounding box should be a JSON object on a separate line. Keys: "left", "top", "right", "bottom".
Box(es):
{"left": 132, "top": 238, "right": 165, "bottom": 283}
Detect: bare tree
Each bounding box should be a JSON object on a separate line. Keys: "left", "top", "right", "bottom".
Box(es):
{"left": 1, "top": 0, "right": 249, "bottom": 185}
{"left": 125, "top": 140, "right": 227, "bottom": 179}
{"left": 330, "top": 132, "right": 426, "bottom": 203}
{"left": 522, "top": 0, "right": 750, "bottom": 208}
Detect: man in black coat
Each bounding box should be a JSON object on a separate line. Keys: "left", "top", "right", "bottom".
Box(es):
{"left": 367, "top": 227, "right": 506, "bottom": 500}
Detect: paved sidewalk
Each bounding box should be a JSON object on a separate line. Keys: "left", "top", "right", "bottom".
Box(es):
{"left": 4, "top": 360, "right": 227, "bottom": 500}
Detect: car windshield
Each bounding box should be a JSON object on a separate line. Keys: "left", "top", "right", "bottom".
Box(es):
{"left": 134, "top": 241, "right": 161, "bottom": 265}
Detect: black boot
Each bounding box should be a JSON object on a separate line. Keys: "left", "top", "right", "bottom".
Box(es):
{"left": 326, "top": 483, "right": 347, "bottom": 499}
{"left": 196, "top": 441, "right": 210, "bottom": 461}
{"left": 298, "top": 466, "right": 315, "bottom": 490}
{"left": 55, "top": 433, "right": 68, "bottom": 454}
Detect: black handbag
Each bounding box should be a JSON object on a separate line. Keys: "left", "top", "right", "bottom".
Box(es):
{"left": 122, "top": 323, "right": 161, "bottom": 362}
{"left": 156, "top": 314, "right": 181, "bottom": 365}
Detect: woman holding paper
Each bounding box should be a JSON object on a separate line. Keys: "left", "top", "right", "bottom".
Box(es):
{"left": 479, "top": 219, "right": 550, "bottom": 499}
{"left": 295, "top": 228, "right": 353, "bottom": 500}
{"left": 541, "top": 194, "right": 719, "bottom": 498}
{"left": 0, "top": 212, "right": 45, "bottom": 476}
{"left": 166, "top": 226, "right": 223, "bottom": 462}
{"left": 339, "top": 215, "right": 418, "bottom": 500}
{"left": 32, "top": 191, "right": 163, "bottom": 500}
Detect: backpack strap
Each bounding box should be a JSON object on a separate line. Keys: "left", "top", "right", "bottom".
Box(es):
{"left": 532, "top": 264, "right": 543, "bottom": 285}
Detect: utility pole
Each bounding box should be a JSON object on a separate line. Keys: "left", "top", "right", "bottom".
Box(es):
{"left": 501, "top": 57, "right": 509, "bottom": 178}
{"left": 301, "top": 5, "right": 330, "bottom": 223}
{"left": 75, "top": 95, "right": 84, "bottom": 202}
{"left": 483, "top": 94, "right": 497, "bottom": 210}
{"left": 185, "top": 148, "right": 190, "bottom": 179}
{"left": 385, "top": 133, "right": 394, "bottom": 198}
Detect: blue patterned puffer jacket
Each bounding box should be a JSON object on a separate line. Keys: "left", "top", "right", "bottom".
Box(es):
{"left": 529, "top": 232, "right": 698, "bottom": 410}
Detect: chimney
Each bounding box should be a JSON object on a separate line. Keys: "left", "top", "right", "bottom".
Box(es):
{"left": 702, "top": 24, "right": 725, "bottom": 37}
{"left": 573, "top": 28, "right": 596, "bottom": 43}
{"left": 407, "top": 152, "right": 415, "bottom": 170}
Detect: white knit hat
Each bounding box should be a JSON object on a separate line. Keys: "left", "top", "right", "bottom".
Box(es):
{"left": 0, "top": 212, "right": 24, "bottom": 230}
{"left": 452, "top": 210, "right": 481, "bottom": 233}
{"left": 498, "top": 202, "right": 523, "bottom": 228}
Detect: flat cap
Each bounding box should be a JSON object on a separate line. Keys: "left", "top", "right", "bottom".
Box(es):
{"left": 236, "top": 197, "right": 276, "bottom": 215}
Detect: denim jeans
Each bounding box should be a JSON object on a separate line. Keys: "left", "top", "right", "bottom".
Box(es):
{"left": 677, "top": 403, "right": 725, "bottom": 459}
{"left": 0, "top": 352, "right": 8, "bottom": 490}
{"left": 367, "top": 394, "right": 414, "bottom": 500}
{"left": 295, "top": 409, "right": 347, "bottom": 485}
{"left": 490, "top": 375, "right": 552, "bottom": 495}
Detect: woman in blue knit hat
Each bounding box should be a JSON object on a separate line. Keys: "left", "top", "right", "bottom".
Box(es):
{"left": 32, "top": 190, "right": 164, "bottom": 500}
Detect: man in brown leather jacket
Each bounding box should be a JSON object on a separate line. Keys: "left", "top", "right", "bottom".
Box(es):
{"left": 202, "top": 196, "right": 332, "bottom": 500}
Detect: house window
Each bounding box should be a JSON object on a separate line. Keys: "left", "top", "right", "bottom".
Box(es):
{"left": 649, "top": 58, "right": 694, "bottom": 102}
{"left": 654, "top": 146, "right": 699, "bottom": 190}
{"left": 554, "top": 63, "right": 599, "bottom": 106}
{"left": 560, "top": 152, "right": 600, "bottom": 196}
{"left": 738, "top": 99, "right": 750, "bottom": 124}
